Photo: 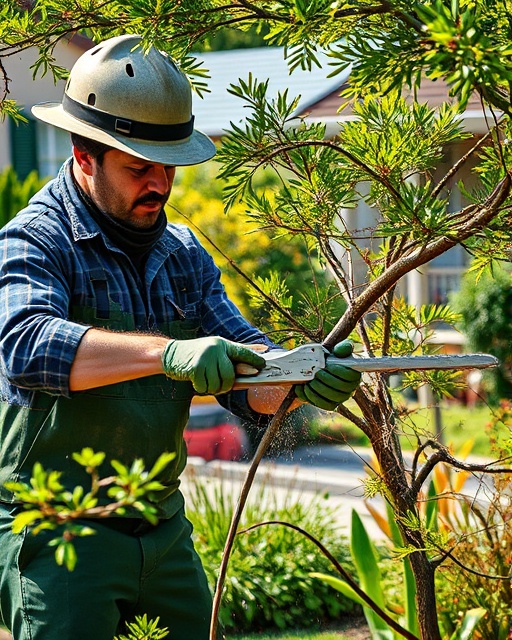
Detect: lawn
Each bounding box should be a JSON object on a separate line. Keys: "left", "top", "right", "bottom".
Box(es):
{"left": 311, "top": 400, "right": 507, "bottom": 459}
{"left": 232, "top": 619, "right": 368, "bottom": 640}
{"left": 233, "top": 633, "right": 351, "bottom": 639}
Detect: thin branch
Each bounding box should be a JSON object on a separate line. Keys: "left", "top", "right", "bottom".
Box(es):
{"left": 239, "top": 520, "right": 420, "bottom": 640}
{"left": 318, "top": 235, "right": 355, "bottom": 303}
{"left": 209, "top": 390, "right": 296, "bottom": 640}
{"left": 226, "top": 139, "right": 405, "bottom": 205}
{"left": 430, "top": 127, "right": 497, "bottom": 200}
{"left": 432, "top": 540, "right": 512, "bottom": 578}
{"left": 167, "top": 205, "right": 318, "bottom": 341}
{"left": 336, "top": 398, "right": 370, "bottom": 433}
{"left": 410, "top": 439, "right": 512, "bottom": 496}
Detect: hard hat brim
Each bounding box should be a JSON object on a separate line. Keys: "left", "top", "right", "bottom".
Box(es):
{"left": 32, "top": 102, "right": 217, "bottom": 166}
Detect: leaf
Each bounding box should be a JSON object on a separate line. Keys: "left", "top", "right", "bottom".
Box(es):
{"left": 365, "top": 501, "right": 391, "bottom": 540}
{"left": 146, "top": 451, "right": 176, "bottom": 480}
{"left": 450, "top": 607, "right": 486, "bottom": 640}
{"left": 351, "top": 510, "right": 383, "bottom": 603}
{"left": 403, "top": 557, "right": 420, "bottom": 636}
{"left": 72, "top": 448, "right": 105, "bottom": 469}
{"left": 350, "top": 510, "right": 392, "bottom": 635}
{"left": 309, "top": 572, "right": 366, "bottom": 607}
{"left": 11, "top": 509, "right": 42, "bottom": 534}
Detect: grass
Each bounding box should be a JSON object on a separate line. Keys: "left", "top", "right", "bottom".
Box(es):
{"left": 232, "top": 628, "right": 355, "bottom": 639}
{"left": 310, "top": 400, "right": 506, "bottom": 458}
{"left": 233, "top": 634, "right": 351, "bottom": 639}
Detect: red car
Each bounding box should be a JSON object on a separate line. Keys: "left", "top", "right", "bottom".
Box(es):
{"left": 184, "top": 402, "right": 249, "bottom": 461}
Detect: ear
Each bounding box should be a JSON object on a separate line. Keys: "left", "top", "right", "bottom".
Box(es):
{"left": 72, "top": 146, "right": 95, "bottom": 176}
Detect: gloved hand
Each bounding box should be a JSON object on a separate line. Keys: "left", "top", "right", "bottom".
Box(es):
{"left": 294, "top": 340, "right": 361, "bottom": 411}
{"left": 162, "top": 337, "right": 266, "bottom": 395}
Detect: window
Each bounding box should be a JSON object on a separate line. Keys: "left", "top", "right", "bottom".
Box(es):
{"left": 9, "top": 114, "right": 72, "bottom": 180}
{"left": 9, "top": 116, "right": 37, "bottom": 180}
{"left": 36, "top": 121, "right": 72, "bottom": 178}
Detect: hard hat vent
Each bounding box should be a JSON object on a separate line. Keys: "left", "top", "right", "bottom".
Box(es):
{"left": 87, "top": 93, "right": 96, "bottom": 106}
{"left": 126, "top": 63, "right": 134, "bottom": 77}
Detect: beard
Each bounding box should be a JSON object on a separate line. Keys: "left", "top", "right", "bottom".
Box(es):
{"left": 92, "top": 165, "right": 170, "bottom": 229}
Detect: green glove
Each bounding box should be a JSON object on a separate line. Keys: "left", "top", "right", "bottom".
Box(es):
{"left": 294, "top": 340, "right": 361, "bottom": 411}
{"left": 162, "top": 337, "right": 266, "bottom": 395}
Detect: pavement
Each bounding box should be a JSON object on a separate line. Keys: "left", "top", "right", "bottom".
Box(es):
{"left": 182, "top": 442, "right": 498, "bottom": 541}
{"left": 183, "top": 444, "right": 386, "bottom": 539}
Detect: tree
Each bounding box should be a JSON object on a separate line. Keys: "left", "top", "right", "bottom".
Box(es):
{"left": 2, "top": 2, "right": 512, "bottom": 639}
{"left": 452, "top": 262, "right": 512, "bottom": 403}
{"left": 169, "top": 163, "right": 346, "bottom": 342}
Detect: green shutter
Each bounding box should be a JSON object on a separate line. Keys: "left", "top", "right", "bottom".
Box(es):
{"left": 9, "top": 115, "right": 38, "bottom": 180}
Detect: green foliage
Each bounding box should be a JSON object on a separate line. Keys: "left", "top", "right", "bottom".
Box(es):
{"left": 451, "top": 261, "right": 512, "bottom": 403}
{"left": 349, "top": 510, "right": 396, "bottom": 638}
{"left": 168, "top": 163, "right": 346, "bottom": 344}
{"left": 0, "top": 100, "right": 28, "bottom": 124}
{"left": 4, "top": 449, "right": 176, "bottom": 571}
{"left": 114, "top": 614, "right": 168, "bottom": 640}
{"left": 0, "top": 167, "right": 48, "bottom": 228}
{"left": 185, "top": 469, "right": 357, "bottom": 634}
{"left": 4, "top": 0, "right": 512, "bottom": 117}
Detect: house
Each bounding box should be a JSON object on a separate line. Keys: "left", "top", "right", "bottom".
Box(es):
{"left": 0, "top": 34, "right": 93, "bottom": 178}
{"left": 0, "top": 41, "right": 493, "bottom": 346}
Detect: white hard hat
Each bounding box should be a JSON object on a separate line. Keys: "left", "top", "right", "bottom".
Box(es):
{"left": 32, "top": 34, "right": 216, "bottom": 166}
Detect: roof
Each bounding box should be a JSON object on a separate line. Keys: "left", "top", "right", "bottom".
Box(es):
{"left": 191, "top": 47, "right": 350, "bottom": 138}
{"left": 191, "top": 47, "right": 497, "bottom": 139}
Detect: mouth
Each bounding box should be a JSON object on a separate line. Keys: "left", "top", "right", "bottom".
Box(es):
{"left": 136, "top": 200, "right": 164, "bottom": 211}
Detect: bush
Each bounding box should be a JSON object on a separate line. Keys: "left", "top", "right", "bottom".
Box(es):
{"left": 451, "top": 262, "right": 512, "bottom": 404}
{"left": 184, "top": 468, "right": 358, "bottom": 634}
{"left": 0, "top": 167, "right": 48, "bottom": 228}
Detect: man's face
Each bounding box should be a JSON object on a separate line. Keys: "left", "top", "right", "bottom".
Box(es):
{"left": 88, "top": 149, "right": 176, "bottom": 229}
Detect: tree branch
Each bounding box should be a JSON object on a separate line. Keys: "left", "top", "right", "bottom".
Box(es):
{"left": 323, "top": 173, "right": 512, "bottom": 349}
{"left": 410, "top": 439, "right": 512, "bottom": 497}
{"left": 239, "top": 519, "right": 420, "bottom": 640}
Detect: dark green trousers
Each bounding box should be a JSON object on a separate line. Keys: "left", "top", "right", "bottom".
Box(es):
{"left": 0, "top": 502, "right": 213, "bottom": 640}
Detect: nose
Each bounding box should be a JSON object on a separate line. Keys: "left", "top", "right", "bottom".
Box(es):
{"left": 147, "top": 165, "right": 175, "bottom": 194}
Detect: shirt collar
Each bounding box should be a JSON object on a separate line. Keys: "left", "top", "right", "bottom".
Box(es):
{"left": 57, "top": 158, "right": 184, "bottom": 255}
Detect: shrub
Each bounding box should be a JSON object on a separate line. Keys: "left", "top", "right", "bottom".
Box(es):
{"left": 451, "top": 262, "right": 512, "bottom": 404}
{"left": 184, "top": 468, "right": 358, "bottom": 634}
{"left": 0, "top": 167, "right": 48, "bottom": 228}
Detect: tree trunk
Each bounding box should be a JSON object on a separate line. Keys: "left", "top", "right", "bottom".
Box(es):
{"left": 361, "top": 390, "right": 442, "bottom": 640}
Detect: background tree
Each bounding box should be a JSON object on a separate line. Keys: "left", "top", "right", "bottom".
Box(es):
{"left": 452, "top": 261, "right": 512, "bottom": 403}
{"left": 3, "top": 2, "right": 512, "bottom": 639}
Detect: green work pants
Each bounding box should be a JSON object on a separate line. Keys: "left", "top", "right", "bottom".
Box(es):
{"left": 0, "top": 502, "right": 213, "bottom": 640}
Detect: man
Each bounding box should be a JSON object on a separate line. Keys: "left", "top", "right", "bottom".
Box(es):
{"left": 0, "top": 35, "right": 361, "bottom": 640}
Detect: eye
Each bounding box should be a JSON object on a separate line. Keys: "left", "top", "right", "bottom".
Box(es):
{"left": 130, "top": 166, "right": 147, "bottom": 176}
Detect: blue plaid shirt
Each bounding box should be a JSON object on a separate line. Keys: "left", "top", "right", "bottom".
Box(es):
{"left": 0, "top": 159, "right": 273, "bottom": 407}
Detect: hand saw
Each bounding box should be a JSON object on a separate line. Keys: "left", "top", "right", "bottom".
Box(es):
{"left": 234, "top": 343, "right": 498, "bottom": 388}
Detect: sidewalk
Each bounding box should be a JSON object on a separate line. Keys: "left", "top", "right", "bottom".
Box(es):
{"left": 183, "top": 442, "right": 499, "bottom": 540}
{"left": 183, "top": 445, "right": 385, "bottom": 539}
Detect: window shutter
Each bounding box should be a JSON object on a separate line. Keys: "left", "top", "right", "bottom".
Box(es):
{"left": 9, "top": 115, "right": 38, "bottom": 180}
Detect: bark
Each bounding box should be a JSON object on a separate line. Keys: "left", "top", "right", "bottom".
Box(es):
{"left": 358, "top": 382, "right": 442, "bottom": 640}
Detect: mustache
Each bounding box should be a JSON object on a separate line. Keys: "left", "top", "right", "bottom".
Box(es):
{"left": 134, "top": 192, "right": 169, "bottom": 207}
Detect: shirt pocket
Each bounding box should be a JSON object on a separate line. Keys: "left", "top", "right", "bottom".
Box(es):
{"left": 161, "top": 299, "right": 201, "bottom": 340}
